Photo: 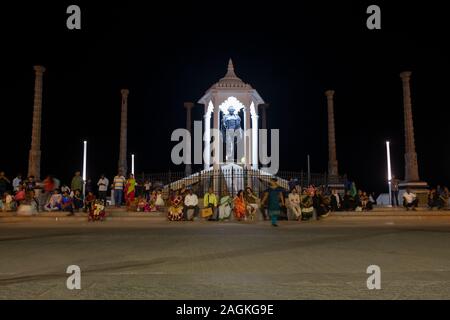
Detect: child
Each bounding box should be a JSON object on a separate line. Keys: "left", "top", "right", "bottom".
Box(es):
{"left": 61, "top": 191, "right": 74, "bottom": 215}
{"left": 89, "top": 199, "right": 106, "bottom": 222}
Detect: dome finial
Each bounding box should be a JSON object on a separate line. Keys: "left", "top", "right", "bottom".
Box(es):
{"left": 225, "top": 58, "right": 237, "bottom": 78}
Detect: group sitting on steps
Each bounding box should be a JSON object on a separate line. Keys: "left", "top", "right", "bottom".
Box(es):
{"left": 165, "top": 178, "right": 335, "bottom": 226}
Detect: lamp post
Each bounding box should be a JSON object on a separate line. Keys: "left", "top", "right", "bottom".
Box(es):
{"left": 386, "top": 141, "right": 392, "bottom": 206}
{"left": 82, "top": 140, "right": 87, "bottom": 198}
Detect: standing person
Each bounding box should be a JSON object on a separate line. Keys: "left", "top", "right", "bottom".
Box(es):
{"left": 0, "top": 172, "right": 11, "bottom": 198}
{"left": 403, "top": 187, "right": 418, "bottom": 211}
{"left": 391, "top": 175, "right": 400, "bottom": 207}
{"left": 203, "top": 187, "right": 218, "bottom": 221}
{"left": 97, "top": 174, "right": 109, "bottom": 205}
{"left": 42, "top": 175, "right": 55, "bottom": 209}
{"left": 12, "top": 174, "right": 22, "bottom": 192}
{"left": 144, "top": 180, "right": 152, "bottom": 200}
{"left": 71, "top": 171, "right": 83, "bottom": 193}
{"left": 125, "top": 174, "right": 136, "bottom": 207}
{"left": 261, "top": 178, "right": 285, "bottom": 227}
{"left": 112, "top": 172, "right": 126, "bottom": 208}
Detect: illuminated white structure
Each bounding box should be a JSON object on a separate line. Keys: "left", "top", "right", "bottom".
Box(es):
{"left": 198, "top": 59, "right": 264, "bottom": 170}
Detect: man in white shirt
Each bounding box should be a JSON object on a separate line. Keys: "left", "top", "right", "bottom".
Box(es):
{"left": 403, "top": 188, "right": 418, "bottom": 210}
{"left": 183, "top": 188, "right": 199, "bottom": 221}
{"left": 12, "top": 174, "right": 22, "bottom": 192}
{"left": 97, "top": 174, "right": 109, "bottom": 205}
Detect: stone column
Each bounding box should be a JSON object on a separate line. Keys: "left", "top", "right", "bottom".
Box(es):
{"left": 28, "top": 66, "right": 45, "bottom": 179}
{"left": 251, "top": 111, "right": 259, "bottom": 170}
{"left": 118, "top": 89, "right": 129, "bottom": 175}
{"left": 184, "top": 102, "right": 194, "bottom": 176}
{"left": 203, "top": 106, "right": 211, "bottom": 171}
{"left": 325, "top": 90, "right": 338, "bottom": 177}
{"left": 400, "top": 72, "right": 420, "bottom": 182}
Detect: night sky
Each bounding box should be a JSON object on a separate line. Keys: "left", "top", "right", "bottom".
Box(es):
{"left": 1, "top": 1, "right": 449, "bottom": 194}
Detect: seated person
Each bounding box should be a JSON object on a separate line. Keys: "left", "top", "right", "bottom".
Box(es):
{"left": 45, "top": 190, "right": 62, "bottom": 211}
{"left": 168, "top": 190, "right": 184, "bottom": 221}
{"left": 155, "top": 190, "right": 165, "bottom": 207}
{"left": 342, "top": 191, "right": 356, "bottom": 211}
{"left": 330, "top": 189, "right": 342, "bottom": 211}
{"left": 300, "top": 189, "right": 314, "bottom": 221}
{"left": 363, "top": 192, "right": 374, "bottom": 211}
{"left": 84, "top": 191, "right": 96, "bottom": 213}
{"left": 218, "top": 191, "right": 233, "bottom": 221}
{"left": 61, "top": 191, "right": 74, "bottom": 215}
{"left": 245, "top": 187, "right": 259, "bottom": 221}
{"left": 203, "top": 187, "right": 218, "bottom": 221}
{"left": 14, "top": 187, "right": 26, "bottom": 206}
{"left": 183, "top": 188, "right": 199, "bottom": 221}
{"left": 360, "top": 191, "right": 369, "bottom": 211}
{"left": 427, "top": 189, "right": 440, "bottom": 210}
{"left": 313, "top": 190, "right": 330, "bottom": 218}
{"left": 73, "top": 189, "right": 84, "bottom": 211}
{"left": 403, "top": 188, "right": 418, "bottom": 210}
{"left": 2, "top": 192, "right": 16, "bottom": 212}
{"left": 233, "top": 190, "right": 246, "bottom": 221}
{"left": 288, "top": 187, "right": 301, "bottom": 220}
{"left": 89, "top": 199, "right": 106, "bottom": 221}
{"left": 439, "top": 187, "right": 449, "bottom": 209}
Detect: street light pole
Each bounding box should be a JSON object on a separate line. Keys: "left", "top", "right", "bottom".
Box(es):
{"left": 386, "top": 141, "right": 392, "bottom": 207}
{"left": 82, "top": 140, "right": 87, "bottom": 198}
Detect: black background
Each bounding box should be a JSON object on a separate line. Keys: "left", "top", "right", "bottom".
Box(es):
{"left": 1, "top": 1, "right": 449, "bottom": 194}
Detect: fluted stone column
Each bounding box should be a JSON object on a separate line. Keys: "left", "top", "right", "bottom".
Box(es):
{"left": 325, "top": 90, "right": 338, "bottom": 177}
{"left": 28, "top": 66, "right": 45, "bottom": 179}
{"left": 400, "top": 72, "right": 420, "bottom": 182}
{"left": 184, "top": 102, "right": 194, "bottom": 176}
{"left": 118, "top": 89, "right": 129, "bottom": 175}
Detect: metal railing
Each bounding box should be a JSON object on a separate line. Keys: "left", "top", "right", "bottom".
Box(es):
{"left": 135, "top": 169, "right": 345, "bottom": 199}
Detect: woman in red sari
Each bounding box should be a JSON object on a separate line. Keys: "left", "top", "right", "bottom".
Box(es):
{"left": 125, "top": 174, "right": 136, "bottom": 207}
{"left": 233, "top": 190, "right": 246, "bottom": 221}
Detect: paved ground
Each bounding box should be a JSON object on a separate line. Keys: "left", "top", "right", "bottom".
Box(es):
{"left": 1, "top": 216, "right": 450, "bottom": 299}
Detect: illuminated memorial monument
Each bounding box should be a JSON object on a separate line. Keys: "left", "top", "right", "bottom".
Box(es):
{"left": 169, "top": 59, "right": 288, "bottom": 194}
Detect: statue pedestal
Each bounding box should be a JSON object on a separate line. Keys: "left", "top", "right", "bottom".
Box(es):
{"left": 399, "top": 181, "right": 429, "bottom": 207}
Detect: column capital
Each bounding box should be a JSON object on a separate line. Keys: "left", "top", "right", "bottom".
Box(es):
{"left": 34, "top": 65, "right": 46, "bottom": 74}
{"left": 325, "top": 90, "right": 335, "bottom": 98}
{"left": 184, "top": 102, "right": 194, "bottom": 109}
{"left": 121, "top": 89, "right": 129, "bottom": 97}
{"left": 400, "top": 71, "right": 412, "bottom": 80}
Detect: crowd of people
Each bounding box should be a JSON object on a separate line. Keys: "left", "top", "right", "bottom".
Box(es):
{"left": 165, "top": 178, "right": 288, "bottom": 226}
{"left": 1, "top": 171, "right": 449, "bottom": 223}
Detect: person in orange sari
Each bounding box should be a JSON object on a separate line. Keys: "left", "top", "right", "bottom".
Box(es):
{"left": 234, "top": 190, "right": 246, "bottom": 221}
